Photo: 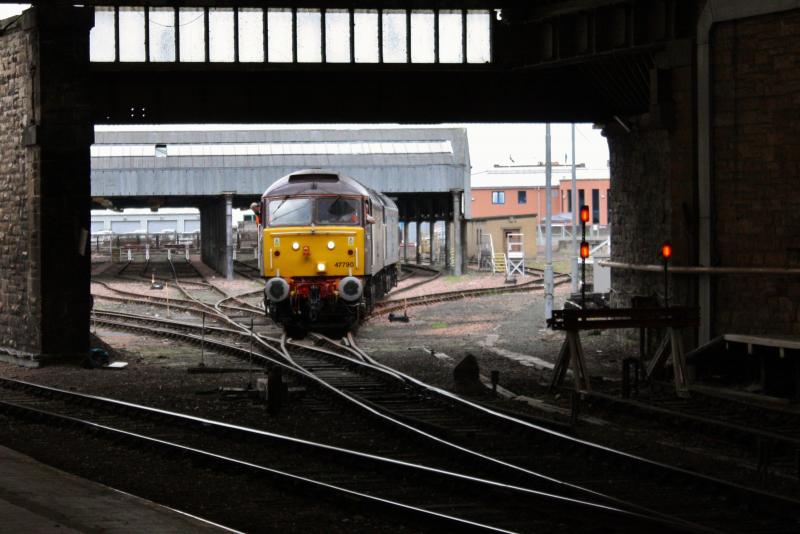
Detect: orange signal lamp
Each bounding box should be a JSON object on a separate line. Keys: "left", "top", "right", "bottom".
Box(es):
{"left": 580, "top": 241, "right": 590, "bottom": 259}
{"left": 579, "top": 206, "right": 590, "bottom": 223}
{"left": 661, "top": 242, "right": 672, "bottom": 260}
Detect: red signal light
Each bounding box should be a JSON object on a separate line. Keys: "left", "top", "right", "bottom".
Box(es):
{"left": 580, "top": 241, "right": 590, "bottom": 259}
{"left": 661, "top": 242, "right": 672, "bottom": 260}
{"left": 302, "top": 245, "right": 310, "bottom": 256}
{"left": 579, "top": 206, "right": 590, "bottom": 223}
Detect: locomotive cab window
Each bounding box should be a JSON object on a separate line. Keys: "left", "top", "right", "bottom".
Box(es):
{"left": 317, "top": 197, "right": 361, "bottom": 225}
{"left": 268, "top": 198, "right": 313, "bottom": 226}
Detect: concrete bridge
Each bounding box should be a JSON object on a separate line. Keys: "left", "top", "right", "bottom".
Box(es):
{"left": 0, "top": 0, "right": 798, "bottom": 364}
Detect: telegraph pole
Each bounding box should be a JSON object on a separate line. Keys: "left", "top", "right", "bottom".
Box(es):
{"left": 571, "top": 124, "right": 579, "bottom": 293}
{"left": 545, "top": 124, "right": 554, "bottom": 319}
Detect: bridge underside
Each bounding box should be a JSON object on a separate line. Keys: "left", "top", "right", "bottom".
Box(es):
{"left": 1, "top": 1, "right": 799, "bottom": 363}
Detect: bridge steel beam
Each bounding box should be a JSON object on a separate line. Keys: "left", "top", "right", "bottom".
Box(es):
{"left": 0, "top": 6, "right": 93, "bottom": 365}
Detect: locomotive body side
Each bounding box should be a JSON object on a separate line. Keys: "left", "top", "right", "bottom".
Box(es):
{"left": 260, "top": 170, "right": 398, "bottom": 334}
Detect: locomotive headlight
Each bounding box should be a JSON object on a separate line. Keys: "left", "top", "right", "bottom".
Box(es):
{"left": 292, "top": 242, "right": 300, "bottom": 251}
{"left": 317, "top": 262, "right": 326, "bottom": 272}
{"left": 327, "top": 240, "right": 335, "bottom": 250}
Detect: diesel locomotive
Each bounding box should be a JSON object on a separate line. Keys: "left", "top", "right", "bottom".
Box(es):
{"left": 260, "top": 170, "right": 399, "bottom": 334}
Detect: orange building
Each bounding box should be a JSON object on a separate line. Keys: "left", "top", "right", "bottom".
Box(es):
{"left": 470, "top": 164, "right": 610, "bottom": 225}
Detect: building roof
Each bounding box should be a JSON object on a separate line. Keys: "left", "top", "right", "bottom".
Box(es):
{"left": 471, "top": 165, "right": 609, "bottom": 189}
{"left": 92, "top": 128, "right": 470, "bottom": 199}
{"left": 91, "top": 208, "right": 199, "bottom": 216}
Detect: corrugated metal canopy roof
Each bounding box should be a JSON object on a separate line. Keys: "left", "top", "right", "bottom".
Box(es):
{"left": 91, "top": 127, "right": 470, "bottom": 197}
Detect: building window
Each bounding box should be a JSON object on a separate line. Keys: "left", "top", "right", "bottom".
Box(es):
{"left": 592, "top": 189, "right": 600, "bottom": 223}
{"left": 578, "top": 189, "right": 585, "bottom": 210}
{"left": 491, "top": 191, "right": 505, "bottom": 204}
{"left": 155, "top": 143, "right": 167, "bottom": 157}
{"left": 517, "top": 191, "right": 527, "bottom": 204}
{"left": 565, "top": 189, "right": 572, "bottom": 212}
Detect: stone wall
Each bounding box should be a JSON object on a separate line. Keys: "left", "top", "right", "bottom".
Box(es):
{"left": 0, "top": 16, "right": 40, "bottom": 360}
{"left": 712, "top": 12, "right": 800, "bottom": 335}
{"left": 0, "top": 7, "right": 92, "bottom": 363}
{"left": 606, "top": 64, "right": 697, "bottom": 312}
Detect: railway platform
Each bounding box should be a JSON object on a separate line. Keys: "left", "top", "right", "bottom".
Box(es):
{"left": 0, "top": 446, "right": 229, "bottom": 533}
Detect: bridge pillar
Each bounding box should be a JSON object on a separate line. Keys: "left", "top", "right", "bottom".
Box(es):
{"left": 415, "top": 218, "right": 421, "bottom": 265}
{"left": 445, "top": 219, "right": 452, "bottom": 271}
{"left": 200, "top": 193, "right": 234, "bottom": 280}
{"left": 452, "top": 190, "right": 463, "bottom": 276}
{"left": 0, "top": 6, "right": 93, "bottom": 365}
{"left": 402, "top": 221, "right": 409, "bottom": 264}
{"left": 605, "top": 61, "right": 696, "bottom": 344}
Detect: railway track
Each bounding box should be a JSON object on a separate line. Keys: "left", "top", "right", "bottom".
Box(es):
{"left": 88, "top": 309, "right": 705, "bottom": 531}
{"left": 88, "top": 261, "right": 800, "bottom": 531}
{"left": 89, "top": 306, "right": 800, "bottom": 531}
{"left": 370, "top": 272, "right": 571, "bottom": 318}
{"left": 571, "top": 385, "right": 800, "bottom": 480}
{"left": 0, "top": 377, "right": 685, "bottom": 533}
{"left": 273, "top": 334, "right": 800, "bottom": 533}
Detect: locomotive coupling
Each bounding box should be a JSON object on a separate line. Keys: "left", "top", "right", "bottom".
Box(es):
{"left": 338, "top": 276, "right": 363, "bottom": 302}
{"left": 265, "top": 277, "right": 290, "bottom": 302}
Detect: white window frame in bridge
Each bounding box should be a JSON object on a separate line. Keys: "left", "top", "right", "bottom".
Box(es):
{"left": 492, "top": 191, "right": 505, "bottom": 204}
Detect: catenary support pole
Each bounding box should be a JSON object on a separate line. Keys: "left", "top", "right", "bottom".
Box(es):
{"left": 571, "top": 124, "right": 579, "bottom": 293}
{"left": 545, "top": 124, "right": 554, "bottom": 320}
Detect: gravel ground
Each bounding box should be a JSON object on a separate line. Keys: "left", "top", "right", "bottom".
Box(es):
{"left": 0, "top": 265, "right": 796, "bottom": 531}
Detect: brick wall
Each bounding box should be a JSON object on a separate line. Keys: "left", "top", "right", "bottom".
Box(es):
{"left": 0, "top": 17, "right": 41, "bottom": 359}
{"left": 712, "top": 12, "right": 800, "bottom": 335}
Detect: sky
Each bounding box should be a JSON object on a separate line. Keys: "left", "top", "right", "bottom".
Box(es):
{"left": 1, "top": 3, "right": 610, "bottom": 171}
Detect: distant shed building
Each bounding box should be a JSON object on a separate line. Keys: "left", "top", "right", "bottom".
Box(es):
{"left": 91, "top": 208, "right": 200, "bottom": 235}
{"left": 91, "top": 128, "right": 471, "bottom": 277}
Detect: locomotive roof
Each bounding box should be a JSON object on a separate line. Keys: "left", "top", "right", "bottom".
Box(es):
{"left": 263, "top": 169, "right": 372, "bottom": 198}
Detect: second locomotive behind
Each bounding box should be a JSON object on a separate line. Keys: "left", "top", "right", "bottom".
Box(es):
{"left": 260, "top": 170, "right": 399, "bottom": 334}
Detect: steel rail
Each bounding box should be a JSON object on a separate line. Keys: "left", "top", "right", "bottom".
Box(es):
{"left": 392, "top": 264, "right": 444, "bottom": 294}
{"left": 0, "top": 378, "right": 688, "bottom": 533}
{"left": 92, "top": 303, "right": 796, "bottom": 533}
{"left": 371, "top": 273, "right": 571, "bottom": 318}
{"left": 274, "top": 336, "right": 715, "bottom": 531}
{"left": 318, "top": 335, "right": 800, "bottom": 529}
{"left": 0, "top": 399, "right": 506, "bottom": 533}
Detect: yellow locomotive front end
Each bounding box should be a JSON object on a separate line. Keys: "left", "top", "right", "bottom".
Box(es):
{"left": 260, "top": 172, "right": 372, "bottom": 334}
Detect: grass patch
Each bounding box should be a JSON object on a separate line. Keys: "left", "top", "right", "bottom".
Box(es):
{"left": 444, "top": 276, "right": 462, "bottom": 283}
{"left": 430, "top": 322, "right": 448, "bottom": 329}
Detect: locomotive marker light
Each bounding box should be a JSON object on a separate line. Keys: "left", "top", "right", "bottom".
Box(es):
{"left": 317, "top": 262, "right": 326, "bottom": 272}
{"left": 292, "top": 242, "right": 300, "bottom": 251}
{"left": 661, "top": 241, "right": 672, "bottom": 308}
{"left": 327, "top": 240, "right": 335, "bottom": 250}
